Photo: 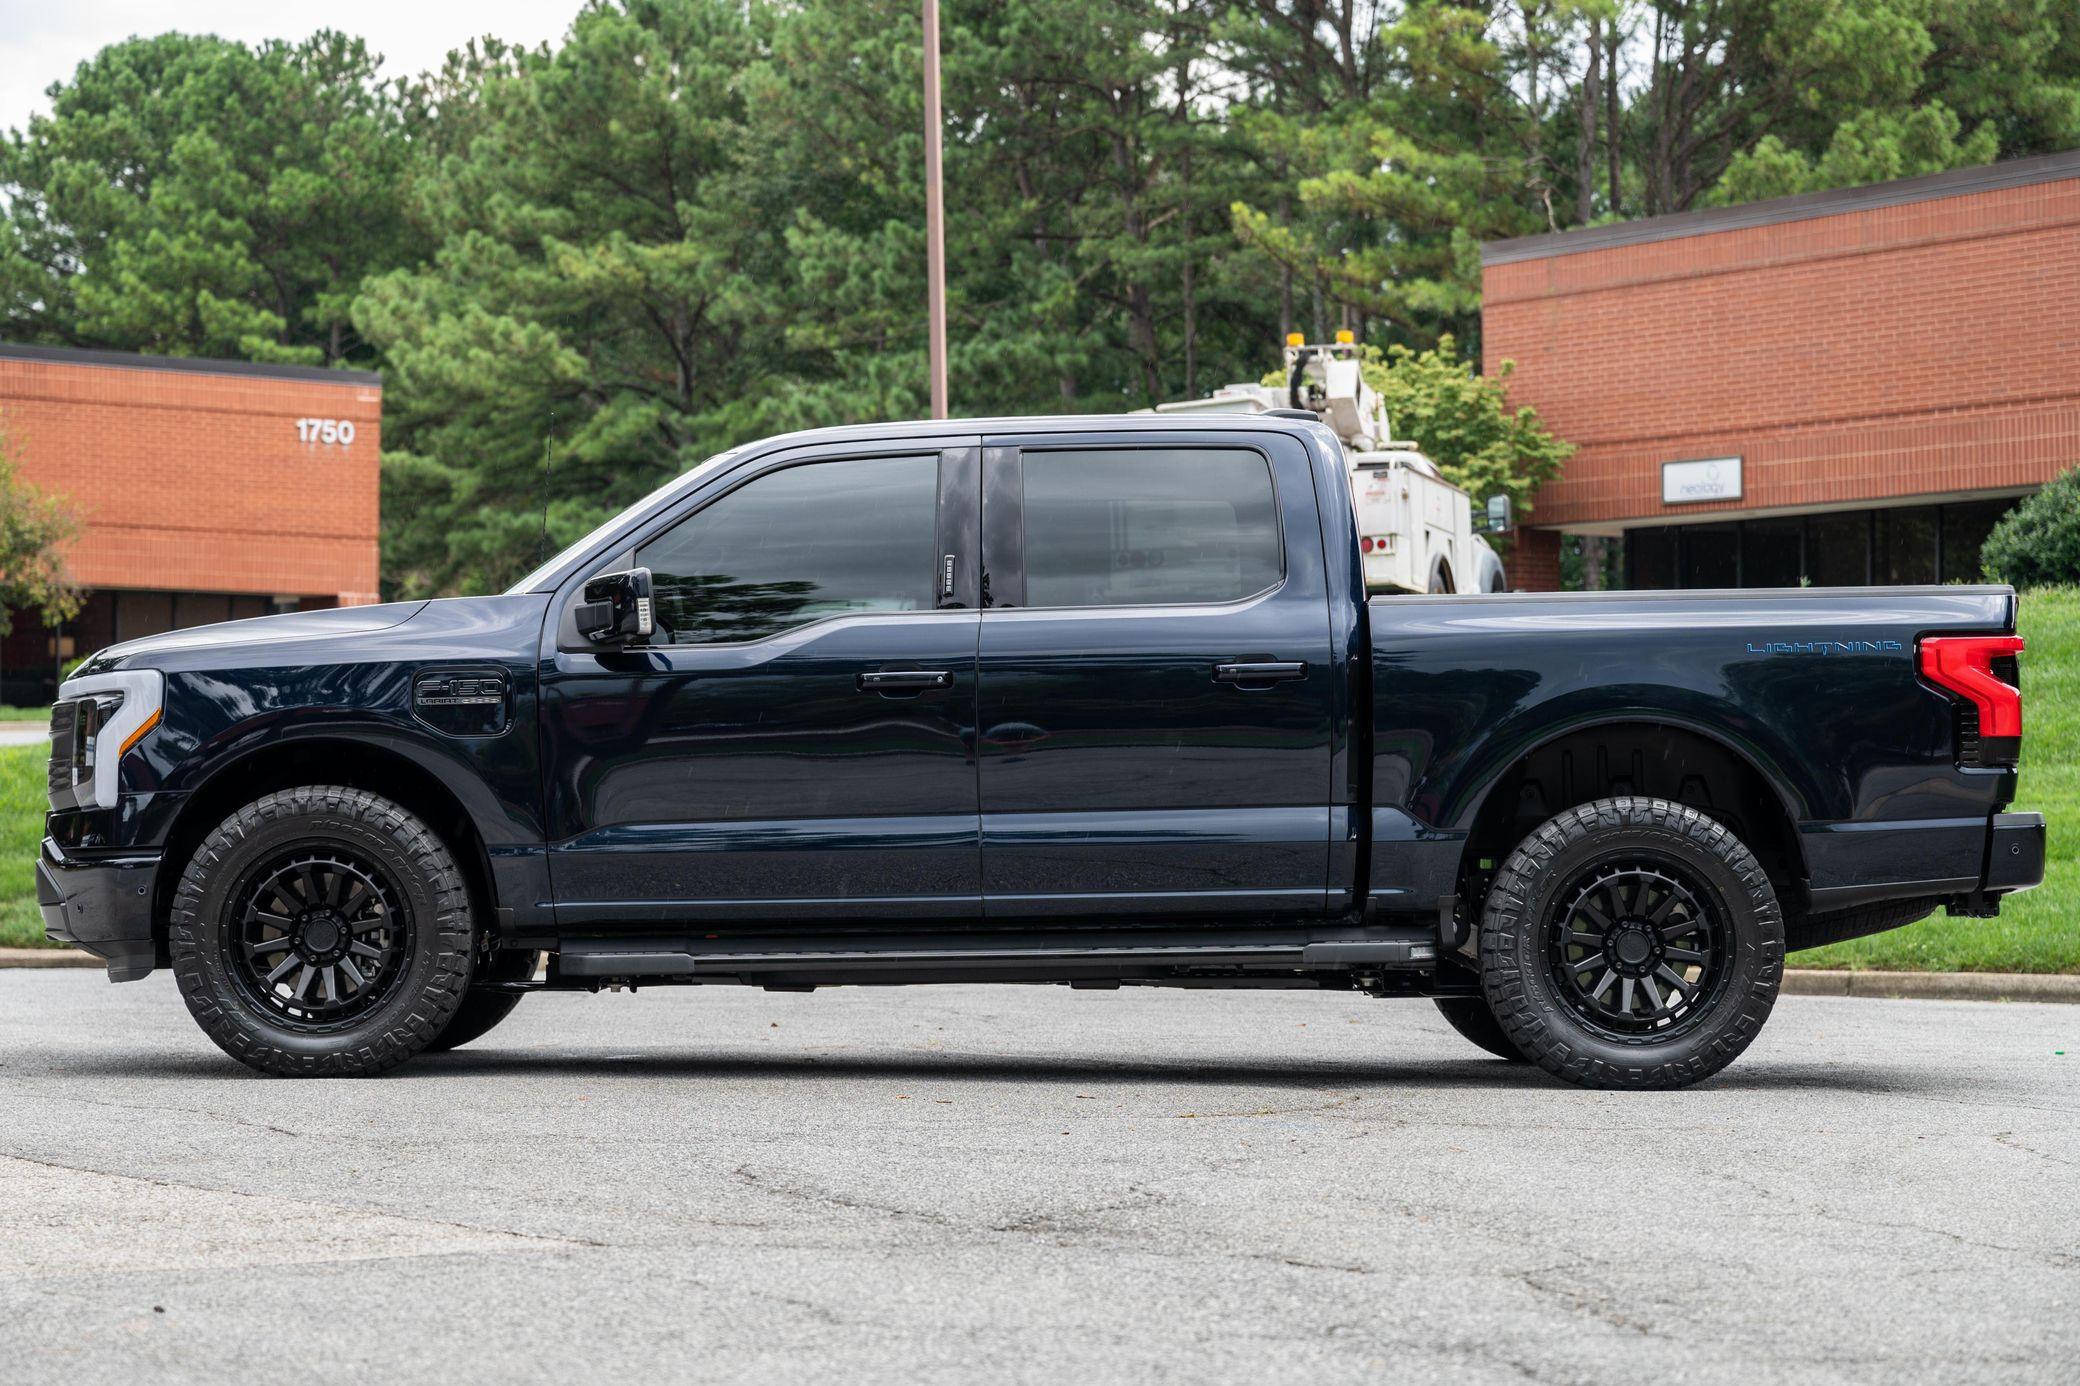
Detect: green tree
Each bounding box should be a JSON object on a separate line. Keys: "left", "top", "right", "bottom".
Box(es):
{"left": 355, "top": 0, "right": 787, "bottom": 597}
{"left": 0, "top": 419, "right": 82, "bottom": 639}
{"left": 1361, "top": 337, "right": 1572, "bottom": 526}
{"left": 0, "top": 31, "right": 418, "bottom": 366}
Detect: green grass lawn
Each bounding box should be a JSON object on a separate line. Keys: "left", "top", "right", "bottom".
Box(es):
{"left": 1, "top": 594, "right": 2073, "bottom": 967}
{"left": 0, "top": 705, "right": 49, "bottom": 723}
{"left": 0, "top": 743, "right": 50, "bottom": 947}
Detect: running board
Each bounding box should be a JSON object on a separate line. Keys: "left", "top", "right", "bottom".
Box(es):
{"left": 554, "top": 928, "right": 1437, "bottom": 981}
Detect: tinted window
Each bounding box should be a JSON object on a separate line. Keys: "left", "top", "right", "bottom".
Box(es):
{"left": 1805, "top": 511, "right": 1869, "bottom": 586}
{"left": 1624, "top": 526, "right": 1674, "bottom": 590}
{"left": 1678, "top": 524, "right": 1739, "bottom": 588}
{"left": 1020, "top": 448, "right": 1281, "bottom": 607}
{"left": 1941, "top": 498, "right": 2014, "bottom": 582}
{"left": 1876, "top": 506, "right": 1938, "bottom": 585}
{"left": 1741, "top": 517, "right": 1803, "bottom": 588}
{"left": 634, "top": 454, "right": 938, "bottom": 644}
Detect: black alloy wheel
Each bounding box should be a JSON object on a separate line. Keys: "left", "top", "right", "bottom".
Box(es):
{"left": 229, "top": 849, "right": 411, "bottom": 1030}
{"left": 1545, "top": 861, "right": 1729, "bottom": 1040}
{"left": 1478, "top": 796, "right": 1783, "bottom": 1090}
{"left": 170, "top": 786, "right": 474, "bottom": 1077}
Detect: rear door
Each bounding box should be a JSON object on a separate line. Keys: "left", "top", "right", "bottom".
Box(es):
{"left": 540, "top": 436, "right": 983, "bottom": 928}
{"left": 975, "top": 428, "right": 1337, "bottom": 921}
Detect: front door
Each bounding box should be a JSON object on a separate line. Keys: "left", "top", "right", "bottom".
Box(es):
{"left": 541, "top": 439, "right": 982, "bottom": 930}
{"left": 975, "top": 430, "right": 1337, "bottom": 921}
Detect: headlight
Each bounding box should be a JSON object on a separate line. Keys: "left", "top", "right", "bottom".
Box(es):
{"left": 51, "top": 669, "right": 164, "bottom": 810}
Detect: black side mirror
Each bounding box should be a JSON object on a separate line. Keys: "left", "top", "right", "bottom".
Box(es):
{"left": 577, "top": 567, "right": 656, "bottom": 645}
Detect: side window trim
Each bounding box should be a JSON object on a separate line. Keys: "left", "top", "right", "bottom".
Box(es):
{"left": 986, "top": 441, "right": 1287, "bottom": 613}
{"left": 551, "top": 438, "right": 980, "bottom": 653}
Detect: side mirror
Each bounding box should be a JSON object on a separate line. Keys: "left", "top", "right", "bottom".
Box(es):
{"left": 577, "top": 567, "right": 655, "bottom": 645}
{"left": 1485, "top": 494, "right": 1513, "bottom": 535}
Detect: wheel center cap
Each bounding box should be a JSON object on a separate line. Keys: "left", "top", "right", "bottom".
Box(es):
{"left": 1611, "top": 926, "right": 1654, "bottom": 969}
{"left": 301, "top": 915, "right": 343, "bottom": 955}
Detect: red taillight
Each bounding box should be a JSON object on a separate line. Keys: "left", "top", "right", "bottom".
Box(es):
{"left": 1919, "top": 634, "right": 2024, "bottom": 745}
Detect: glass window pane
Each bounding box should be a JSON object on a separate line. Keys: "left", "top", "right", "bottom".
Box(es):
{"left": 1740, "top": 518, "right": 1803, "bottom": 588}
{"left": 1805, "top": 511, "right": 1869, "bottom": 586}
{"left": 1940, "top": 498, "right": 2017, "bottom": 583}
{"left": 1876, "top": 506, "right": 1938, "bottom": 585}
{"left": 1625, "top": 527, "right": 1674, "bottom": 590}
{"left": 1021, "top": 448, "right": 1281, "bottom": 608}
{"left": 1678, "top": 524, "right": 1739, "bottom": 589}
{"left": 635, "top": 454, "right": 938, "bottom": 644}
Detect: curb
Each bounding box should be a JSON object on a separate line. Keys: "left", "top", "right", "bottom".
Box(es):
{"left": 1783, "top": 968, "right": 2080, "bottom": 1004}
{"left": 0, "top": 947, "right": 102, "bottom": 969}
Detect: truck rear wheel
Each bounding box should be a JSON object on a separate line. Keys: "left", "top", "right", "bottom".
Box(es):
{"left": 426, "top": 950, "right": 538, "bottom": 1052}
{"left": 1478, "top": 797, "right": 1783, "bottom": 1090}
{"left": 168, "top": 787, "right": 474, "bottom": 1077}
{"left": 1432, "top": 996, "right": 1527, "bottom": 1062}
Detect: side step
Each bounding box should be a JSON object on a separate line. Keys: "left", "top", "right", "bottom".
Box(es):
{"left": 554, "top": 927, "right": 1437, "bottom": 982}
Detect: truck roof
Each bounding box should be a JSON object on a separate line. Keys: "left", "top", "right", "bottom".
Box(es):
{"left": 743, "top": 412, "right": 1326, "bottom": 450}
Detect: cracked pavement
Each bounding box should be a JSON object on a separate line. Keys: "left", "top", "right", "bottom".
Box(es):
{"left": 0, "top": 970, "right": 2074, "bottom": 1384}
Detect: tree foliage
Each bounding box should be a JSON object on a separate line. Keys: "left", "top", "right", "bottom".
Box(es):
{"left": 1, "top": 32, "right": 417, "bottom": 366}
{"left": 0, "top": 419, "right": 80, "bottom": 639}
{"left": 4, "top": 1, "right": 2076, "bottom": 596}
{"left": 1364, "top": 339, "right": 1573, "bottom": 527}
{"left": 1982, "top": 468, "right": 2080, "bottom": 591}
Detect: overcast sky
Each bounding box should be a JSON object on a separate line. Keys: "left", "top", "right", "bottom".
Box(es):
{"left": 0, "top": 1, "right": 582, "bottom": 132}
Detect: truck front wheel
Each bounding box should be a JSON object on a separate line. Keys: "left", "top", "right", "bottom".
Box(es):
{"left": 168, "top": 787, "right": 475, "bottom": 1077}
{"left": 1478, "top": 797, "right": 1784, "bottom": 1090}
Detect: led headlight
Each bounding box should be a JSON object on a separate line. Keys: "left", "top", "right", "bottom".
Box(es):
{"left": 53, "top": 668, "right": 163, "bottom": 809}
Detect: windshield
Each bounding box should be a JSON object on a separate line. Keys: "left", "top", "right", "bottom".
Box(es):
{"left": 504, "top": 447, "right": 745, "bottom": 594}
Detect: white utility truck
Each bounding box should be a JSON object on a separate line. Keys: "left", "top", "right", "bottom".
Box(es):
{"left": 1148, "top": 334, "right": 1509, "bottom": 594}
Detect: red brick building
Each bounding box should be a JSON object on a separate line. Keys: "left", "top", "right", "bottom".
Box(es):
{"left": 0, "top": 344, "right": 380, "bottom": 702}
{"left": 1481, "top": 151, "right": 2080, "bottom": 590}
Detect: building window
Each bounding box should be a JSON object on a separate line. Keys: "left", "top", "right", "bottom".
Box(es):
{"left": 1620, "top": 497, "right": 2022, "bottom": 590}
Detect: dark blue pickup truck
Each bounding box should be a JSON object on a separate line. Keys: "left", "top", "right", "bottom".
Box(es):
{"left": 39, "top": 416, "right": 2044, "bottom": 1087}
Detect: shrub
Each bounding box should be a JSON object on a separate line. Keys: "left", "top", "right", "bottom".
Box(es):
{"left": 1982, "top": 469, "right": 2080, "bottom": 589}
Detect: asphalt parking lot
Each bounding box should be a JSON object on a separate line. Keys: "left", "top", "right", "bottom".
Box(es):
{"left": 0, "top": 971, "right": 2073, "bottom": 1385}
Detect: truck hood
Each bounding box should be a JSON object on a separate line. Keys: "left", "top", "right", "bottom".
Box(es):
{"left": 76, "top": 601, "right": 430, "bottom": 676}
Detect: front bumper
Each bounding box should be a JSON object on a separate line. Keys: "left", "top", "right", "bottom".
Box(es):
{"left": 38, "top": 837, "right": 160, "bottom": 981}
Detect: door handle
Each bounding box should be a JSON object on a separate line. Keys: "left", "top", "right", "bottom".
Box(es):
{"left": 858, "top": 669, "right": 954, "bottom": 694}
{"left": 1213, "top": 661, "right": 1307, "bottom": 685}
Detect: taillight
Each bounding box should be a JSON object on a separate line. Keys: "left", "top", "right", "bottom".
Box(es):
{"left": 1919, "top": 634, "right": 2023, "bottom": 768}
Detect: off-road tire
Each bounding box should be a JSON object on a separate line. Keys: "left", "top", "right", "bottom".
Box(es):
{"left": 426, "top": 950, "right": 539, "bottom": 1052}
{"left": 1433, "top": 995, "right": 1528, "bottom": 1062}
{"left": 1786, "top": 898, "right": 1939, "bottom": 953}
{"left": 169, "top": 787, "right": 474, "bottom": 1077}
{"left": 1480, "top": 796, "right": 1784, "bottom": 1091}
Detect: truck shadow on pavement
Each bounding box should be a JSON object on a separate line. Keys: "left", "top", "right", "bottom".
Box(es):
{"left": 47, "top": 1045, "right": 1942, "bottom": 1097}
{"left": 388, "top": 1049, "right": 1945, "bottom": 1096}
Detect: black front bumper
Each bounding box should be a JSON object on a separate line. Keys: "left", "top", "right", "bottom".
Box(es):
{"left": 38, "top": 837, "right": 160, "bottom": 981}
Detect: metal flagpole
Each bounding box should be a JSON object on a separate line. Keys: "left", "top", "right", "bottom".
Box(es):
{"left": 923, "top": 0, "right": 948, "bottom": 419}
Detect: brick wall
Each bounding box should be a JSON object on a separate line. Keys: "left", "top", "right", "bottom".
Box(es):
{"left": 0, "top": 354, "right": 381, "bottom": 604}
{"left": 1482, "top": 169, "right": 2080, "bottom": 586}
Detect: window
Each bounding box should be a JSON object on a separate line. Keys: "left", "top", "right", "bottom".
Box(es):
{"left": 1805, "top": 511, "right": 1869, "bottom": 587}
{"left": 1875, "top": 506, "right": 1938, "bottom": 585}
{"left": 1940, "top": 498, "right": 2015, "bottom": 583}
{"left": 1020, "top": 448, "right": 1281, "bottom": 608}
{"left": 1740, "top": 517, "right": 1803, "bottom": 588}
{"left": 633, "top": 454, "right": 939, "bottom": 645}
{"left": 1678, "top": 524, "right": 1739, "bottom": 589}
{"left": 1625, "top": 527, "right": 1674, "bottom": 590}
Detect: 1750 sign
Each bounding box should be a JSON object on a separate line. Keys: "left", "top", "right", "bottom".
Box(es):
{"left": 295, "top": 417, "right": 358, "bottom": 445}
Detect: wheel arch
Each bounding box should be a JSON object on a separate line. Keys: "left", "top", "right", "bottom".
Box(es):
{"left": 151, "top": 738, "right": 499, "bottom": 962}
{"left": 1454, "top": 716, "right": 1809, "bottom": 911}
